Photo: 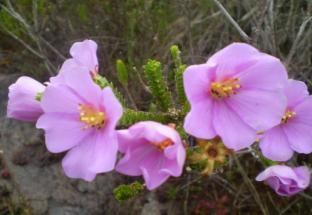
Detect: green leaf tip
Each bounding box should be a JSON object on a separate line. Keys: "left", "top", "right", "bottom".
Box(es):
{"left": 143, "top": 59, "right": 173, "bottom": 111}
{"left": 113, "top": 181, "right": 144, "bottom": 202}
{"left": 116, "top": 59, "right": 128, "bottom": 87}
{"left": 35, "top": 92, "right": 43, "bottom": 101}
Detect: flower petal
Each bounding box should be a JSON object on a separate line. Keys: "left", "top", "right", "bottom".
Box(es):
{"left": 208, "top": 43, "right": 260, "bottom": 79}
{"left": 259, "top": 126, "right": 294, "bottom": 161}
{"left": 237, "top": 54, "right": 288, "bottom": 91}
{"left": 100, "top": 87, "right": 123, "bottom": 130}
{"left": 40, "top": 85, "right": 82, "bottom": 114}
{"left": 284, "top": 79, "right": 308, "bottom": 109}
{"left": 116, "top": 143, "right": 155, "bottom": 176}
{"left": 69, "top": 39, "right": 98, "bottom": 72}
{"left": 140, "top": 151, "right": 171, "bottom": 190}
{"left": 63, "top": 69, "right": 102, "bottom": 107}
{"left": 62, "top": 131, "right": 117, "bottom": 181}
{"left": 213, "top": 101, "right": 256, "bottom": 151}
{"left": 227, "top": 89, "right": 286, "bottom": 131}
{"left": 7, "top": 76, "right": 45, "bottom": 122}
{"left": 36, "top": 113, "right": 88, "bottom": 153}
{"left": 184, "top": 99, "right": 216, "bottom": 139}
{"left": 183, "top": 63, "right": 215, "bottom": 103}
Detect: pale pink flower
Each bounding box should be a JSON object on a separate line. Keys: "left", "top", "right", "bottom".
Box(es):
{"left": 256, "top": 165, "right": 310, "bottom": 197}
{"left": 37, "top": 70, "right": 122, "bottom": 181}
{"left": 183, "top": 43, "right": 288, "bottom": 150}
{"left": 116, "top": 121, "right": 186, "bottom": 190}
{"left": 260, "top": 80, "right": 312, "bottom": 161}
{"left": 7, "top": 76, "right": 45, "bottom": 122}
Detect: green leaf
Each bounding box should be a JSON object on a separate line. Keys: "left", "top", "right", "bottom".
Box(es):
{"left": 143, "top": 59, "right": 173, "bottom": 111}
{"left": 116, "top": 59, "right": 128, "bottom": 87}
{"left": 113, "top": 181, "right": 144, "bottom": 202}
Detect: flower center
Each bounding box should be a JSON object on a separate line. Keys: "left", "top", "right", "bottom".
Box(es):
{"left": 210, "top": 78, "right": 240, "bottom": 99}
{"left": 151, "top": 139, "right": 174, "bottom": 151}
{"left": 78, "top": 104, "right": 105, "bottom": 129}
{"left": 207, "top": 146, "right": 218, "bottom": 158}
{"left": 281, "top": 110, "right": 296, "bottom": 123}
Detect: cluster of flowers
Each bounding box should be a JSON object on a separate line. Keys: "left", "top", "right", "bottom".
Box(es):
{"left": 7, "top": 40, "right": 311, "bottom": 196}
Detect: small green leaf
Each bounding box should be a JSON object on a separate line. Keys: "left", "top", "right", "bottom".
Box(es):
{"left": 113, "top": 181, "right": 144, "bottom": 202}
{"left": 116, "top": 59, "right": 128, "bottom": 87}
{"left": 35, "top": 92, "right": 43, "bottom": 101}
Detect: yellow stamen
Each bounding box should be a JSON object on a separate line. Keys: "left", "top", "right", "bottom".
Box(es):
{"left": 151, "top": 139, "right": 174, "bottom": 151}
{"left": 210, "top": 78, "right": 240, "bottom": 99}
{"left": 281, "top": 110, "right": 296, "bottom": 123}
{"left": 78, "top": 104, "right": 105, "bottom": 129}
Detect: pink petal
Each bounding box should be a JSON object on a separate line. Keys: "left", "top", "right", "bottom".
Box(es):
{"left": 207, "top": 43, "right": 260, "bottom": 79}
{"left": 7, "top": 76, "right": 45, "bottom": 122}
{"left": 183, "top": 63, "right": 216, "bottom": 103}
{"left": 69, "top": 39, "right": 98, "bottom": 72}
{"left": 140, "top": 151, "right": 171, "bottom": 190}
{"left": 88, "top": 130, "right": 119, "bottom": 173}
{"left": 227, "top": 89, "right": 286, "bottom": 131}
{"left": 100, "top": 87, "right": 123, "bottom": 130}
{"left": 259, "top": 126, "right": 294, "bottom": 161}
{"left": 213, "top": 101, "right": 256, "bottom": 150}
{"left": 62, "top": 130, "right": 117, "bottom": 181}
{"left": 50, "top": 59, "right": 80, "bottom": 85}
{"left": 63, "top": 69, "right": 102, "bottom": 108}
{"left": 184, "top": 99, "right": 216, "bottom": 139}
{"left": 40, "top": 85, "right": 82, "bottom": 114}
{"left": 237, "top": 54, "right": 288, "bottom": 91}
{"left": 284, "top": 80, "right": 308, "bottom": 109}
{"left": 293, "top": 166, "right": 311, "bottom": 188}
{"left": 256, "top": 165, "right": 298, "bottom": 182}
{"left": 116, "top": 144, "right": 155, "bottom": 176}
{"left": 36, "top": 113, "right": 88, "bottom": 153}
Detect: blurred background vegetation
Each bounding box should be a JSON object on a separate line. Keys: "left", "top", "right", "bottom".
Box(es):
{"left": 0, "top": 0, "right": 312, "bottom": 214}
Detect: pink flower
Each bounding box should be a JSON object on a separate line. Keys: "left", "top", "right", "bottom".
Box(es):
{"left": 256, "top": 165, "right": 310, "bottom": 197}
{"left": 51, "top": 39, "right": 98, "bottom": 84}
{"left": 183, "top": 43, "right": 288, "bottom": 150}
{"left": 7, "top": 76, "right": 45, "bottom": 122}
{"left": 116, "top": 121, "right": 186, "bottom": 190}
{"left": 36, "top": 70, "right": 122, "bottom": 181}
{"left": 259, "top": 80, "right": 312, "bottom": 161}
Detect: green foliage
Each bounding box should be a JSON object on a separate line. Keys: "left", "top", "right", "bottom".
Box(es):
{"left": 143, "top": 59, "right": 173, "bottom": 112}
{"left": 77, "top": 4, "right": 89, "bottom": 22}
{"left": 119, "top": 109, "right": 172, "bottom": 126}
{"left": 166, "top": 185, "right": 179, "bottom": 200}
{"left": 113, "top": 181, "right": 144, "bottom": 202}
{"left": 116, "top": 59, "right": 128, "bottom": 87}
{"left": 170, "top": 45, "right": 187, "bottom": 108}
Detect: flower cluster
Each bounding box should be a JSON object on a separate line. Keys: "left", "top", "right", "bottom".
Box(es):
{"left": 7, "top": 40, "right": 311, "bottom": 197}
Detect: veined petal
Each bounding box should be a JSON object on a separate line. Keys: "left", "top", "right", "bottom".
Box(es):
{"left": 62, "top": 130, "right": 117, "bottom": 181}
{"left": 40, "top": 85, "right": 82, "bottom": 114}
{"left": 213, "top": 101, "right": 256, "bottom": 151}
{"left": 116, "top": 143, "right": 155, "bottom": 176}
{"left": 69, "top": 39, "right": 98, "bottom": 72}
{"left": 183, "top": 63, "right": 215, "bottom": 103}
{"left": 237, "top": 54, "right": 288, "bottom": 91}
{"left": 284, "top": 80, "right": 308, "bottom": 109}
{"left": 227, "top": 89, "right": 286, "bottom": 131}
{"left": 184, "top": 99, "right": 216, "bottom": 139}
{"left": 36, "top": 113, "right": 88, "bottom": 153}
{"left": 100, "top": 87, "right": 123, "bottom": 130}
{"left": 259, "top": 126, "right": 294, "bottom": 161}
{"left": 208, "top": 43, "right": 260, "bottom": 79}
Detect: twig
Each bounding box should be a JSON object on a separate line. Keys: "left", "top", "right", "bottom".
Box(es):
{"left": 234, "top": 155, "right": 269, "bottom": 215}
{"left": 213, "top": 0, "right": 251, "bottom": 42}
{"left": 286, "top": 16, "right": 312, "bottom": 66}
